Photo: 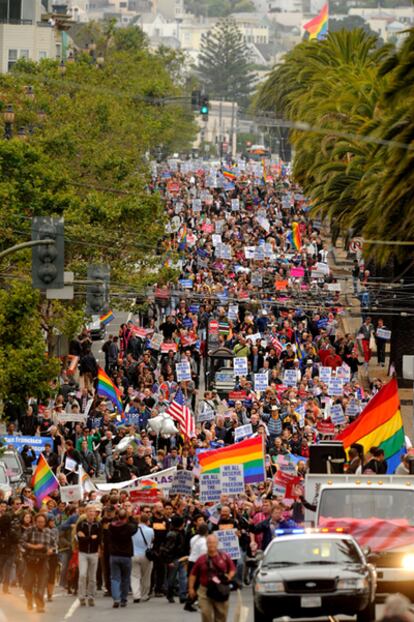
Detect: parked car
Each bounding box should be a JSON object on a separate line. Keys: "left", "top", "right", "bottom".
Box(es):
{"left": 0, "top": 448, "right": 29, "bottom": 490}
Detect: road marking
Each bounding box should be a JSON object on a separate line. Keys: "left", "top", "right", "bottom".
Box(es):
{"left": 63, "top": 599, "right": 80, "bottom": 620}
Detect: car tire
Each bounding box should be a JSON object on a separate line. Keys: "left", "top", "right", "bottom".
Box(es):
{"left": 356, "top": 600, "right": 375, "bottom": 622}
{"left": 254, "top": 604, "right": 272, "bottom": 622}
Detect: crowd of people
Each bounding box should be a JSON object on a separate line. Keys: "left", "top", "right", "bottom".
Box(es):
{"left": 0, "top": 160, "right": 406, "bottom": 616}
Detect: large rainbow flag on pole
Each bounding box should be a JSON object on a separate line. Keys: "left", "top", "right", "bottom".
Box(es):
{"left": 32, "top": 454, "right": 59, "bottom": 507}
{"left": 97, "top": 367, "right": 124, "bottom": 416}
{"left": 198, "top": 436, "right": 265, "bottom": 484}
{"left": 304, "top": 2, "right": 329, "bottom": 40}
{"left": 336, "top": 378, "right": 405, "bottom": 473}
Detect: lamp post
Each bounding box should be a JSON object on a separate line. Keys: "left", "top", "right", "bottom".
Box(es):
{"left": 3, "top": 104, "right": 15, "bottom": 140}
{"left": 58, "top": 60, "right": 66, "bottom": 76}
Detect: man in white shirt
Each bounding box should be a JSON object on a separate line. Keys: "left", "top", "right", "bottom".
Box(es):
{"left": 131, "top": 508, "right": 154, "bottom": 603}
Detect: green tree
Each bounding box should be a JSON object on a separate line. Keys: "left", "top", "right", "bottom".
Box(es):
{"left": 197, "top": 18, "right": 256, "bottom": 108}
{"left": 0, "top": 282, "right": 60, "bottom": 407}
{"left": 329, "top": 15, "right": 382, "bottom": 40}
{"left": 184, "top": 0, "right": 255, "bottom": 17}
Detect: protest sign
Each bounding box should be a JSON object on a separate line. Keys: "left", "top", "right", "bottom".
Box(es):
{"left": 331, "top": 404, "right": 346, "bottom": 426}
{"left": 336, "top": 364, "right": 351, "bottom": 381}
{"left": 149, "top": 332, "right": 163, "bottom": 351}
{"left": 57, "top": 413, "right": 88, "bottom": 424}
{"left": 212, "top": 234, "right": 222, "bottom": 247}
{"left": 204, "top": 503, "right": 221, "bottom": 525}
{"left": 328, "top": 378, "right": 343, "bottom": 396}
{"left": 346, "top": 399, "right": 360, "bottom": 418}
{"left": 179, "top": 279, "right": 193, "bottom": 289}
{"left": 60, "top": 484, "right": 83, "bottom": 503}
{"left": 246, "top": 333, "right": 262, "bottom": 344}
{"left": 233, "top": 357, "right": 248, "bottom": 376}
{"left": 83, "top": 398, "right": 94, "bottom": 417}
{"left": 234, "top": 423, "right": 253, "bottom": 442}
{"left": 284, "top": 369, "right": 298, "bottom": 387}
{"left": 290, "top": 266, "right": 305, "bottom": 278}
{"left": 217, "top": 529, "right": 241, "bottom": 560}
{"left": 254, "top": 373, "right": 269, "bottom": 392}
{"left": 161, "top": 342, "right": 178, "bottom": 353}
{"left": 3, "top": 435, "right": 48, "bottom": 458}
{"left": 192, "top": 198, "right": 202, "bottom": 212}
{"left": 200, "top": 473, "right": 222, "bottom": 503}
{"left": 272, "top": 483, "right": 287, "bottom": 497}
{"left": 220, "top": 464, "right": 244, "bottom": 496}
{"left": 198, "top": 406, "right": 215, "bottom": 423}
{"left": 169, "top": 470, "right": 194, "bottom": 496}
{"left": 228, "top": 304, "right": 239, "bottom": 321}
{"left": 231, "top": 198, "right": 240, "bottom": 211}
{"left": 129, "top": 488, "right": 161, "bottom": 504}
{"left": 317, "top": 421, "right": 336, "bottom": 435}
{"left": 176, "top": 361, "right": 192, "bottom": 382}
{"left": 319, "top": 366, "right": 332, "bottom": 383}
{"left": 377, "top": 328, "right": 391, "bottom": 340}
{"left": 273, "top": 471, "right": 301, "bottom": 499}
{"left": 251, "top": 273, "right": 263, "bottom": 287}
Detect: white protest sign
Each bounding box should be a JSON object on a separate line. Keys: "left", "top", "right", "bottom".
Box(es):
{"left": 244, "top": 246, "right": 256, "bottom": 259}
{"left": 331, "top": 404, "right": 346, "bottom": 426}
{"left": 198, "top": 406, "right": 215, "bottom": 423}
{"left": 64, "top": 457, "right": 78, "bottom": 472}
{"left": 328, "top": 378, "right": 344, "bottom": 396}
{"left": 336, "top": 364, "right": 351, "bottom": 382}
{"left": 346, "top": 399, "right": 361, "bottom": 418}
{"left": 272, "top": 483, "right": 287, "bottom": 497}
{"left": 377, "top": 328, "right": 391, "bottom": 340}
{"left": 319, "top": 366, "right": 332, "bottom": 383}
{"left": 176, "top": 361, "right": 192, "bottom": 382}
{"left": 200, "top": 473, "right": 222, "bottom": 503}
{"left": 169, "top": 470, "right": 194, "bottom": 496}
{"left": 233, "top": 357, "right": 248, "bottom": 377}
{"left": 284, "top": 369, "right": 298, "bottom": 387}
{"left": 83, "top": 398, "right": 94, "bottom": 417}
{"left": 220, "top": 464, "right": 244, "bottom": 496}
{"left": 254, "top": 373, "right": 269, "bottom": 392}
{"left": 60, "top": 484, "right": 83, "bottom": 503}
{"left": 216, "top": 529, "right": 241, "bottom": 560}
{"left": 231, "top": 198, "right": 240, "bottom": 211}
{"left": 234, "top": 423, "right": 253, "bottom": 442}
{"left": 192, "top": 198, "right": 202, "bottom": 212}
{"left": 246, "top": 333, "right": 262, "bottom": 344}
{"left": 149, "top": 332, "right": 163, "bottom": 351}
{"left": 228, "top": 304, "right": 239, "bottom": 321}
{"left": 251, "top": 273, "right": 263, "bottom": 287}
{"left": 212, "top": 234, "right": 222, "bottom": 247}
{"left": 57, "top": 413, "right": 87, "bottom": 424}
{"left": 215, "top": 220, "right": 224, "bottom": 233}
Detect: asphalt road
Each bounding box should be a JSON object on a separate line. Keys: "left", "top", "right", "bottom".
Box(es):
{"left": 0, "top": 586, "right": 385, "bottom": 622}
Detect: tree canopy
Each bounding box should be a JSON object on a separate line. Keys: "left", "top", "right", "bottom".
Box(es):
{"left": 197, "top": 18, "right": 256, "bottom": 108}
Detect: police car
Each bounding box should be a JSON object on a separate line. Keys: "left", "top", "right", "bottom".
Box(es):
{"left": 253, "top": 529, "right": 376, "bottom": 622}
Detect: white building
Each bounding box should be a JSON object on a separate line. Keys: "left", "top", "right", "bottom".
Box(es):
{"left": 0, "top": 0, "right": 58, "bottom": 73}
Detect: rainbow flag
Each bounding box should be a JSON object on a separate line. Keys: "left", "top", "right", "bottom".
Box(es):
{"left": 288, "top": 222, "right": 302, "bottom": 251}
{"left": 97, "top": 367, "right": 124, "bottom": 415}
{"left": 139, "top": 479, "right": 159, "bottom": 491}
{"left": 222, "top": 166, "right": 236, "bottom": 181}
{"left": 336, "top": 378, "right": 405, "bottom": 474}
{"left": 304, "top": 2, "right": 329, "bottom": 40}
{"left": 100, "top": 310, "right": 114, "bottom": 325}
{"left": 198, "top": 436, "right": 265, "bottom": 484}
{"left": 32, "top": 454, "right": 59, "bottom": 507}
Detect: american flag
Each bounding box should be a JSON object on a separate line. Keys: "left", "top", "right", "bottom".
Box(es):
{"left": 270, "top": 336, "right": 283, "bottom": 357}
{"left": 165, "top": 388, "right": 195, "bottom": 439}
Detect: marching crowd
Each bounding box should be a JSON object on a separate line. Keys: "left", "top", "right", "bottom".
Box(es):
{"left": 0, "top": 160, "right": 403, "bottom": 616}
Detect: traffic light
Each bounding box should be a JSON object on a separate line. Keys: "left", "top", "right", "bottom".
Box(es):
{"left": 86, "top": 264, "right": 110, "bottom": 315}
{"left": 200, "top": 95, "right": 209, "bottom": 119}
{"left": 191, "top": 90, "right": 201, "bottom": 111}
{"left": 32, "top": 216, "right": 64, "bottom": 289}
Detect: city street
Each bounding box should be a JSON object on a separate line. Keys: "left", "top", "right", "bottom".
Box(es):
{"left": 0, "top": 587, "right": 384, "bottom": 622}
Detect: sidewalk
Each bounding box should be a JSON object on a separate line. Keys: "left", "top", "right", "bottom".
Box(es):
{"left": 330, "top": 240, "right": 413, "bottom": 441}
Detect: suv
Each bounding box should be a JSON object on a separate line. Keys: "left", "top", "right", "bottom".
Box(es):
{"left": 0, "top": 463, "right": 12, "bottom": 500}
{"left": 0, "top": 449, "right": 28, "bottom": 490}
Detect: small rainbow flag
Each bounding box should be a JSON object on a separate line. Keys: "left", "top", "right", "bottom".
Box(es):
{"left": 222, "top": 166, "right": 236, "bottom": 181}
{"left": 97, "top": 367, "right": 124, "bottom": 416}
{"left": 139, "top": 479, "right": 159, "bottom": 491}
{"left": 198, "top": 436, "right": 265, "bottom": 484}
{"left": 304, "top": 2, "right": 329, "bottom": 40}
{"left": 288, "top": 222, "right": 302, "bottom": 251}
{"left": 32, "top": 454, "right": 59, "bottom": 507}
{"left": 100, "top": 310, "right": 114, "bottom": 325}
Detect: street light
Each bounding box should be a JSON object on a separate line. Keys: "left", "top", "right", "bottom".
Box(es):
{"left": 96, "top": 56, "right": 105, "bottom": 68}
{"left": 66, "top": 52, "right": 75, "bottom": 64}
{"left": 25, "top": 85, "right": 35, "bottom": 98}
{"left": 17, "top": 127, "right": 28, "bottom": 141}
{"left": 3, "top": 104, "right": 15, "bottom": 139}
{"left": 58, "top": 60, "right": 66, "bottom": 76}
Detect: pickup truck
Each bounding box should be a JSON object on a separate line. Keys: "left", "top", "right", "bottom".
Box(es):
{"left": 304, "top": 474, "right": 414, "bottom": 601}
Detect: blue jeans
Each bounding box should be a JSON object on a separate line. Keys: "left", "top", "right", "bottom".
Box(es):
{"left": 167, "top": 559, "right": 187, "bottom": 601}
{"left": 110, "top": 556, "right": 131, "bottom": 603}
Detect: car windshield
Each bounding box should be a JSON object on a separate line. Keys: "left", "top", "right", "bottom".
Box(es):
{"left": 264, "top": 539, "right": 362, "bottom": 566}
{"left": 319, "top": 489, "right": 414, "bottom": 525}
{"left": 0, "top": 466, "right": 8, "bottom": 484}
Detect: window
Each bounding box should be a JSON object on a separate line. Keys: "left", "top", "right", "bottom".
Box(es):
{"left": 39, "top": 51, "right": 47, "bottom": 60}
{"left": 120, "top": 1, "right": 127, "bottom": 7}
{"left": 56, "top": 43, "right": 61, "bottom": 58}
{"left": 7, "top": 49, "right": 17, "bottom": 71}
{"left": 19, "top": 49, "right": 29, "bottom": 59}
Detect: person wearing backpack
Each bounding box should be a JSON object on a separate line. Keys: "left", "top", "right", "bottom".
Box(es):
{"left": 131, "top": 507, "right": 154, "bottom": 603}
